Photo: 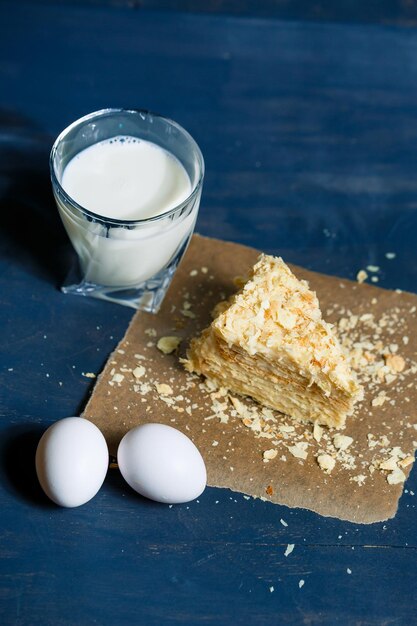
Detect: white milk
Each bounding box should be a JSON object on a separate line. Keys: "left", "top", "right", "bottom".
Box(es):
{"left": 58, "top": 136, "right": 198, "bottom": 288}
{"left": 62, "top": 136, "right": 191, "bottom": 220}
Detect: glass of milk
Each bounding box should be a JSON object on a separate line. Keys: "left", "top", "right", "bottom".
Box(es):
{"left": 50, "top": 108, "right": 204, "bottom": 311}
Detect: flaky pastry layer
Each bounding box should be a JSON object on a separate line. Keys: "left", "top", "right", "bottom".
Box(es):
{"left": 185, "top": 254, "right": 363, "bottom": 428}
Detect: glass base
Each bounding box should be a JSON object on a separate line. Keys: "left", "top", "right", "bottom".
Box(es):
{"left": 61, "top": 263, "right": 176, "bottom": 312}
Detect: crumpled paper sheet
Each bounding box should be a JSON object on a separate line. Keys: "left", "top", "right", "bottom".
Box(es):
{"left": 83, "top": 235, "right": 417, "bottom": 523}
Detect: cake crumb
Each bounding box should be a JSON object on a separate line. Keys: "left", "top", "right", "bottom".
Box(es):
{"left": 333, "top": 434, "right": 353, "bottom": 451}
{"left": 288, "top": 442, "right": 308, "bottom": 460}
{"left": 263, "top": 449, "right": 278, "bottom": 462}
{"left": 181, "top": 309, "right": 196, "bottom": 319}
{"left": 351, "top": 474, "right": 366, "bottom": 486}
{"left": 284, "top": 543, "right": 295, "bottom": 557}
{"left": 154, "top": 383, "right": 173, "bottom": 396}
{"left": 132, "top": 365, "right": 146, "bottom": 379}
{"left": 398, "top": 456, "right": 414, "bottom": 468}
{"left": 385, "top": 354, "right": 405, "bottom": 373}
{"left": 313, "top": 423, "right": 323, "bottom": 442}
{"left": 372, "top": 392, "right": 389, "bottom": 407}
{"left": 317, "top": 454, "right": 336, "bottom": 473}
{"left": 380, "top": 457, "right": 399, "bottom": 471}
{"left": 356, "top": 270, "right": 368, "bottom": 284}
{"left": 387, "top": 467, "right": 406, "bottom": 485}
{"left": 157, "top": 336, "right": 181, "bottom": 354}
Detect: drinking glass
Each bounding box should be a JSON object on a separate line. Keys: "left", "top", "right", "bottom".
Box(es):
{"left": 50, "top": 108, "right": 204, "bottom": 312}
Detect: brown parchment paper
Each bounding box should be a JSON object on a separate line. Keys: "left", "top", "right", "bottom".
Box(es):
{"left": 83, "top": 235, "right": 417, "bottom": 523}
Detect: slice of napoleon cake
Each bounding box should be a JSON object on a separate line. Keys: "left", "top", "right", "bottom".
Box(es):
{"left": 184, "top": 254, "right": 363, "bottom": 428}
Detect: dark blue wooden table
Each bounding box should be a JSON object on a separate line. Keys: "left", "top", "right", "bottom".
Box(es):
{"left": 1, "top": 2, "right": 417, "bottom": 624}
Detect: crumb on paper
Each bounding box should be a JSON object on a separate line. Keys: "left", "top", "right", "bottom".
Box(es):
{"left": 379, "top": 457, "right": 398, "bottom": 471}
{"left": 333, "top": 434, "right": 353, "bottom": 451}
{"left": 181, "top": 309, "right": 196, "bottom": 319}
{"left": 351, "top": 474, "right": 366, "bottom": 486}
{"left": 154, "top": 383, "right": 173, "bottom": 396}
{"left": 387, "top": 467, "right": 406, "bottom": 485}
{"left": 145, "top": 328, "right": 157, "bottom": 337}
{"left": 317, "top": 454, "right": 336, "bottom": 473}
{"left": 110, "top": 373, "right": 124, "bottom": 385}
{"left": 356, "top": 270, "right": 368, "bottom": 284}
{"left": 398, "top": 456, "right": 414, "bottom": 468}
{"left": 263, "top": 449, "right": 278, "bottom": 462}
{"left": 288, "top": 442, "right": 308, "bottom": 460}
{"left": 157, "top": 336, "right": 181, "bottom": 354}
{"left": 265, "top": 485, "right": 274, "bottom": 496}
{"left": 372, "top": 392, "right": 389, "bottom": 407}
{"left": 132, "top": 365, "right": 146, "bottom": 379}
{"left": 313, "top": 423, "right": 323, "bottom": 442}
{"left": 385, "top": 354, "right": 405, "bottom": 373}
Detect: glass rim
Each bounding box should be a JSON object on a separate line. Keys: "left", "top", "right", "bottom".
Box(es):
{"left": 49, "top": 107, "right": 205, "bottom": 226}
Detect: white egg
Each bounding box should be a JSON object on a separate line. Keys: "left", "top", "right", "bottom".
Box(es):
{"left": 36, "top": 417, "right": 109, "bottom": 507}
{"left": 117, "top": 423, "right": 207, "bottom": 504}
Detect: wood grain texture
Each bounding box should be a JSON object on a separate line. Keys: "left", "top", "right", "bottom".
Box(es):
{"left": 32, "top": 0, "right": 417, "bottom": 27}
{"left": 1, "top": 2, "right": 417, "bottom": 625}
